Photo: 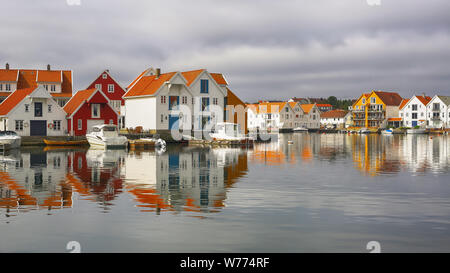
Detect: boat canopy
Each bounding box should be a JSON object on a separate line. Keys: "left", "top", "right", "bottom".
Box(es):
{"left": 0, "top": 131, "right": 19, "bottom": 136}
{"left": 92, "top": 125, "right": 118, "bottom": 132}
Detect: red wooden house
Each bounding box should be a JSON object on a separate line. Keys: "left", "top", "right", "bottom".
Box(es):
{"left": 86, "top": 70, "right": 126, "bottom": 127}
{"left": 63, "top": 88, "right": 119, "bottom": 136}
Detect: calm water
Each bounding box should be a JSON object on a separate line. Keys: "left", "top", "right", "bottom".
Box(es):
{"left": 1, "top": 133, "right": 449, "bottom": 253}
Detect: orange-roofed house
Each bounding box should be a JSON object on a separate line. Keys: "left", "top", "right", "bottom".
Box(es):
{"left": 316, "top": 103, "right": 333, "bottom": 112}
{"left": 0, "top": 85, "right": 67, "bottom": 136}
{"left": 247, "top": 101, "right": 297, "bottom": 132}
{"left": 351, "top": 90, "right": 404, "bottom": 128}
{"left": 299, "top": 103, "right": 321, "bottom": 130}
{"left": 399, "top": 95, "right": 432, "bottom": 128}
{"left": 123, "top": 67, "right": 231, "bottom": 134}
{"left": 426, "top": 95, "right": 450, "bottom": 129}
{"left": 320, "top": 109, "right": 350, "bottom": 129}
{"left": 0, "top": 63, "right": 73, "bottom": 107}
{"left": 64, "top": 88, "right": 119, "bottom": 136}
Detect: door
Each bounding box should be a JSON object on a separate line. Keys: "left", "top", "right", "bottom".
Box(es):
{"left": 412, "top": 121, "right": 417, "bottom": 127}
{"left": 30, "top": 120, "right": 47, "bottom": 136}
{"left": 87, "top": 119, "right": 105, "bottom": 133}
{"left": 169, "top": 115, "right": 179, "bottom": 130}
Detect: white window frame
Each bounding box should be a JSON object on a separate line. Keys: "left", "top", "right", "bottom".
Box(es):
{"left": 78, "top": 119, "right": 82, "bottom": 130}
{"left": 108, "top": 84, "right": 114, "bottom": 93}
{"left": 50, "top": 85, "right": 56, "bottom": 92}
{"left": 15, "top": 120, "right": 24, "bottom": 131}
{"left": 53, "top": 120, "right": 61, "bottom": 131}
{"left": 95, "top": 84, "right": 102, "bottom": 91}
{"left": 92, "top": 104, "right": 101, "bottom": 118}
{"left": 102, "top": 73, "right": 107, "bottom": 79}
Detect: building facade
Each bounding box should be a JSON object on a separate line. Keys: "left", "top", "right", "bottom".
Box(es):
{"left": 426, "top": 95, "right": 450, "bottom": 129}
{"left": 320, "top": 109, "right": 349, "bottom": 128}
{"left": 399, "top": 95, "right": 431, "bottom": 128}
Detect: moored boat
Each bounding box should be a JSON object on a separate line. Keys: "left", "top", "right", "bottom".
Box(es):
{"left": 44, "top": 139, "right": 88, "bottom": 146}
{"left": 209, "top": 122, "right": 255, "bottom": 146}
{"left": 381, "top": 129, "right": 393, "bottom": 135}
{"left": 86, "top": 124, "right": 128, "bottom": 148}
{"left": 293, "top": 127, "right": 308, "bottom": 132}
{"left": 0, "top": 131, "right": 21, "bottom": 150}
{"left": 406, "top": 128, "right": 427, "bottom": 134}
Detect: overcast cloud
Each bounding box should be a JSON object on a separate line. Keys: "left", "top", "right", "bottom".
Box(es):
{"left": 1, "top": 0, "right": 450, "bottom": 101}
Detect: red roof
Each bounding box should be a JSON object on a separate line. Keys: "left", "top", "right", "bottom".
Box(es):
{"left": 320, "top": 109, "right": 348, "bottom": 118}
{"left": 316, "top": 104, "right": 332, "bottom": 107}
{"left": 399, "top": 99, "right": 409, "bottom": 110}
{"left": 37, "top": 70, "right": 62, "bottom": 83}
{"left": 0, "top": 87, "right": 36, "bottom": 116}
{"left": 0, "top": 69, "right": 19, "bottom": 82}
{"left": 210, "top": 73, "right": 228, "bottom": 85}
{"left": 373, "top": 91, "right": 403, "bottom": 106}
{"left": 181, "top": 69, "right": 205, "bottom": 86}
{"left": 388, "top": 118, "right": 402, "bottom": 121}
{"left": 124, "top": 72, "right": 177, "bottom": 98}
{"left": 416, "top": 95, "right": 432, "bottom": 106}
{"left": 63, "top": 88, "right": 97, "bottom": 116}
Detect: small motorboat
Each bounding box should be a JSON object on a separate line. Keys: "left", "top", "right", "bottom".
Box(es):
{"left": 86, "top": 124, "right": 128, "bottom": 148}
{"left": 381, "top": 129, "right": 393, "bottom": 135}
{"left": 0, "top": 131, "right": 21, "bottom": 150}
{"left": 44, "top": 139, "right": 88, "bottom": 146}
{"left": 358, "top": 128, "right": 371, "bottom": 134}
{"left": 293, "top": 127, "right": 308, "bottom": 132}
{"left": 406, "top": 128, "right": 427, "bottom": 134}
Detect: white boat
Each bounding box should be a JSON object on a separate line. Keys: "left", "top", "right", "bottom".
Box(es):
{"left": 358, "top": 128, "right": 371, "bottom": 134}
{"left": 0, "top": 131, "right": 22, "bottom": 150}
{"left": 210, "top": 123, "right": 255, "bottom": 143}
{"left": 86, "top": 125, "right": 128, "bottom": 148}
{"left": 381, "top": 129, "right": 393, "bottom": 135}
{"left": 293, "top": 127, "right": 308, "bottom": 132}
{"left": 406, "top": 128, "right": 427, "bottom": 134}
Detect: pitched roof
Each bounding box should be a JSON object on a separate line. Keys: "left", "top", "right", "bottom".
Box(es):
{"left": 316, "top": 104, "right": 332, "bottom": 107}
{"left": 414, "top": 95, "right": 432, "bottom": 106}
{"left": 436, "top": 95, "right": 450, "bottom": 106}
{"left": 37, "top": 70, "right": 62, "bottom": 83}
{"left": 300, "top": 104, "right": 315, "bottom": 114}
{"left": 320, "top": 109, "right": 348, "bottom": 118}
{"left": 0, "top": 87, "right": 36, "bottom": 116}
{"left": 63, "top": 88, "right": 97, "bottom": 116}
{"left": 258, "top": 102, "right": 288, "bottom": 114}
{"left": 181, "top": 69, "right": 205, "bottom": 86}
{"left": 0, "top": 69, "right": 19, "bottom": 82}
{"left": 123, "top": 72, "right": 177, "bottom": 98}
{"left": 288, "top": 102, "right": 298, "bottom": 109}
{"left": 399, "top": 99, "right": 409, "bottom": 110}
{"left": 127, "top": 69, "right": 150, "bottom": 90}
{"left": 210, "top": 73, "right": 228, "bottom": 85}
{"left": 373, "top": 91, "right": 403, "bottom": 106}
{"left": 226, "top": 88, "right": 244, "bottom": 106}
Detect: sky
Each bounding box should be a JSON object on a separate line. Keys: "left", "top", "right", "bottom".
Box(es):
{"left": 1, "top": 0, "right": 450, "bottom": 102}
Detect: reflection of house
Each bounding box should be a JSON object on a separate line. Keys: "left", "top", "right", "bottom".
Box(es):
{"left": 399, "top": 95, "right": 431, "bottom": 128}
{"left": 64, "top": 88, "right": 119, "bottom": 136}
{"left": 426, "top": 95, "right": 450, "bottom": 129}
{"left": 0, "top": 86, "right": 68, "bottom": 136}
{"left": 0, "top": 64, "right": 73, "bottom": 107}
{"left": 86, "top": 70, "right": 126, "bottom": 129}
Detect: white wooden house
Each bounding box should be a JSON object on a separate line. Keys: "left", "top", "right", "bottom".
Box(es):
{"left": 426, "top": 95, "right": 450, "bottom": 129}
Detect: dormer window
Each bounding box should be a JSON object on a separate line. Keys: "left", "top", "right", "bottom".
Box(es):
{"left": 102, "top": 74, "right": 107, "bottom": 79}
{"left": 6, "top": 84, "right": 11, "bottom": 91}
{"left": 44, "top": 84, "right": 48, "bottom": 91}
{"left": 50, "top": 85, "right": 56, "bottom": 92}
{"left": 0, "top": 84, "right": 2, "bottom": 91}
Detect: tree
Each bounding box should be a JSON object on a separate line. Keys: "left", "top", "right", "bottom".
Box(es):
{"left": 327, "top": 96, "right": 338, "bottom": 108}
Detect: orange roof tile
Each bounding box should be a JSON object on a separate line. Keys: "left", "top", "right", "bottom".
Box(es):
{"left": 181, "top": 69, "right": 205, "bottom": 86}
{"left": 0, "top": 69, "right": 19, "bottom": 82}
{"left": 210, "top": 73, "right": 228, "bottom": 85}
{"left": 320, "top": 109, "right": 348, "bottom": 118}
{"left": 416, "top": 95, "right": 432, "bottom": 106}
{"left": 124, "top": 72, "right": 177, "bottom": 98}
{"left": 399, "top": 99, "right": 409, "bottom": 110}
{"left": 127, "top": 69, "right": 149, "bottom": 90}
{"left": 37, "top": 70, "right": 62, "bottom": 83}
{"left": 288, "top": 102, "right": 298, "bottom": 109}
{"left": 63, "top": 88, "right": 97, "bottom": 116}
{"left": 0, "top": 87, "right": 36, "bottom": 116}
{"left": 258, "top": 102, "right": 288, "bottom": 113}
{"left": 316, "top": 104, "right": 332, "bottom": 107}
{"left": 388, "top": 118, "right": 402, "bottom": 121}
{"left": 300, "top": 104, "right": 315, "bottom": 114}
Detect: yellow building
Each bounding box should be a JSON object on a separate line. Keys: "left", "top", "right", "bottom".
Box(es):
{"left": 351, "top": 90, "right": 403, "bottom": 128}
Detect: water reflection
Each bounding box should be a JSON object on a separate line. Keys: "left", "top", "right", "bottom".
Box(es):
{"left": 0, "top": 134, "right": 449, "bottom": 218}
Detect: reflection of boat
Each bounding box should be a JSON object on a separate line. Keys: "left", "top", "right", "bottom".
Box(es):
{"left": 407, "top": 128, "right": 427, "bottom": 134}
{"left": 86, "top": 125, "right": 128, "bottom": 148}
{"left": 209, "top": 123, "right": 255, "bottom": 145}
{"left": 0, "top": 131, "right": 21, "bottom": 149}
{"left": 293, "top": 127, "right": 308, "bottom": 132}
{"left": 86, "top": 148, "right": 126, "bottom": 168}
{"left": 358, "top": 128, "right": 371, "bottom": 134}
{"left": 381, "top": 129, "right": 393, "bottom": 135}
{"left": 44, "top": 139, "right": 88, "bottom": 146}
{"left": 129, "top": 138, "right": 166, "bottom": 149}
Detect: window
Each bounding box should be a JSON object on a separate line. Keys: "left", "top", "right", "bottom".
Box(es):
{"left": 92, "top": 104, "right": 100, "bottom": 118}
{"left": 371, "top": 97, "right": 376, "bottom": 103}
{"left": 108, "top": 84, "right": 114, "bottom": 93}
{"left": 25, "top": 104, "right": 29, "bottom": 112}
{"left": 95, "top": 84, "right": 102, "bottom": 91}
{"left": 44, "top": 84, "right": 48, "bottom": 91}
{"left": 161, "top": 114, "right": 164, "bottom": 123}
{"left": 15, "top": 120, "right": 24, "bottom": 131}
{"left": 160, "top": 96, "right": 166, "bottom": 103}
{"left": 34, "top": 102, "right": 43, "bottom": 117}
{"left": 169, "top": 96, "right": 179, "bottom": 110}
{"left": 78, "top": 119, "right": 82, "bottom": 130}
{"left": 109, "top": 119, "right": 113, "bottom": 124}
{"left": 192, "top": 98, "right": 195, "bottom": 104}
{"left": 0, "top": 84, "right": 2, "bottom": 90}
{"left": 362, "top": 98, "right": 366, "bottom": 104}
{"left": 53, "top": 120, "right": 61, "bottom": 131}
{"left": 201, "top": 97, "right": 209, "bottom": 111}
{"left": 102, "top": 73, "right": 107, "bottom": 79}
{"left": 412, "top": 113, "right": 417, "bottom": 119}
{"left": 412, "top": 104, "right": 418, "bottom": 111}
{"left": 213, "top": 98, "right": 218, "bottom": 105}
{"left": 200, "top": 79, "right": 209, "bottom": 93}
{"left": 5, "top": 84, "right": 11, "bottom": 91}
{"left": 48, "top": 104, "right": 52, "bottom": 113}
{"left": 58, "top": 100, "right": 66, "bottom": 107}
{"left": 50, "top": 85, "right": 56, "bottom": 92}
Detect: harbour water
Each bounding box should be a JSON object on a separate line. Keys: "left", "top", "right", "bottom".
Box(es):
{"left": 1, "top": 133, "right": 449, "bottom": 252}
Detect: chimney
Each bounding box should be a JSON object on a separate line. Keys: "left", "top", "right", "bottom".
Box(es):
{"left": 156, "top": 68, "right": 161, "bottom": 78}
{"left": 422, "top": 92, "right": 426, "bottom": 98}
{"left": 47, "top": 64, "right": 51, "bottom": 71}
{"left": 5, "top": 63, "right": 9, "bottom": 70}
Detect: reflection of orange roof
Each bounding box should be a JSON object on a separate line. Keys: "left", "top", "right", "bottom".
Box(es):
{"left": 388, "top": 118, "right": 402, "bottom": 121}
{"left": 0, "top": 87, "right": 36, "bottom": 116}
{"left": 210, "top": 73, "right": 228, "bottom": 85}
{"left": 0, "top": 69, "right": 19, "bottom": 81}
{"left": 300, "top": 104, "right": 315, "bottom": 114}
{"left": 124, "top": 72, "right": 177, "bottom": 98}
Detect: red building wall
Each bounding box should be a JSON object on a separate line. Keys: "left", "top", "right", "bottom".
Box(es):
{"left": 87, "top": 71, "right": 125, "bottom": 105}
{"left": 68, "top": 92, "right": 119, "bottom": 136}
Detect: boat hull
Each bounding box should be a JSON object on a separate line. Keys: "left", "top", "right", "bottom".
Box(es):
{"left": 0, "top": 138, "right": 21, "bottom": 149}
{"left": 406, "top": 129, "right": 427, "bottom": 134}
{"left": 86, "top": 134, "right": 128, "bottom": 148}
